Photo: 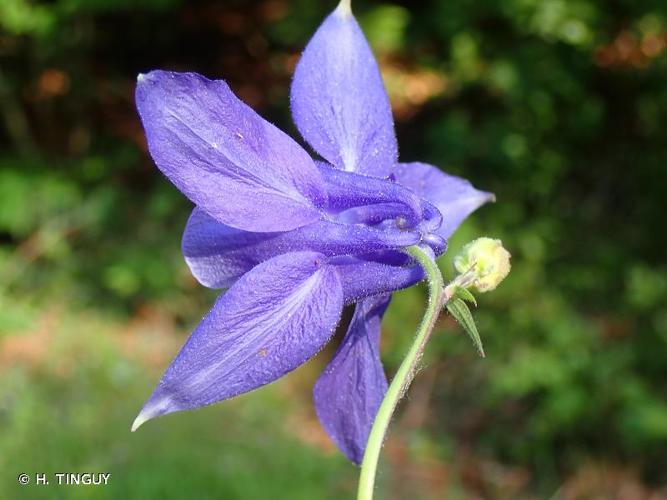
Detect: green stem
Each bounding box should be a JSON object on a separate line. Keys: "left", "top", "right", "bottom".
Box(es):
{"left": 357, "top": 245, "right": 448, "bottom": 500}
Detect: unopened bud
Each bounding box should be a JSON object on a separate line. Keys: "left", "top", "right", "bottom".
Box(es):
{"left": 454, "top": 237, "right": 511, "bottom": 292}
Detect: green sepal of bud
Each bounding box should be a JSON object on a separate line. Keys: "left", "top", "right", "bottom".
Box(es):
{"left": 451, "top": 285, "right": 477, "bottom": 306}
{"left": 446, "top": 298, "right": 485, "bottom": 357}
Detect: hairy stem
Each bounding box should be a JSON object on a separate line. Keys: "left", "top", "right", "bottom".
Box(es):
{"left": 357, "top": 245, "right": 448, "bottom": 500}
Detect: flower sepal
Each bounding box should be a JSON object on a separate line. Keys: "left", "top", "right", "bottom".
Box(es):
{"left": 447, "top": 283, "right": 477, "bottom": 307}
{"left": 445, "top": 296, "right": 484, "bottom": 357}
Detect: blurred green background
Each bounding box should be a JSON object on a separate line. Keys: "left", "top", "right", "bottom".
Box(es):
{"left": 1, "top": 0, "right": 666, "bottom": 498}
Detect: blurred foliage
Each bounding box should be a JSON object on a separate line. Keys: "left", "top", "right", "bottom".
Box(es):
{"left": 1, "top": 0, "right": 666, "bottom": 498}
{"left": 0, "top": 302, "right": 355, "bottom": 499}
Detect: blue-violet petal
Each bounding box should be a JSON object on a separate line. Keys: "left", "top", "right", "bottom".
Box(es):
{"left": 291, "top": 5, "right": 397, "bottom": 178}
{"left": 182, "top": 208, "right": 420, "bottom": 289}
{"left": 332, "top": 256, "right": 424, "bottom": 304}
{"left": 314, "top": 294, "right": 390, "bottom": 465}
{"left": 132, "top": 251, "right": 343, "bottom": 430}
{"left": 394, "top": 162, "right": 495, "bottom": 239}
{"left": 136, "top": 70, "right": 326, "bottom": 232}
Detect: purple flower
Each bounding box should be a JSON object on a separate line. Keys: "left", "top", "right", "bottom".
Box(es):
{"left": 132, "top": 2, "right": 493, "bottom": 465}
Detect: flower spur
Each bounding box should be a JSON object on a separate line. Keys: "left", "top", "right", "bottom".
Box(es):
{"left": 132, "top": 0, "right": 494, "bottom": 466}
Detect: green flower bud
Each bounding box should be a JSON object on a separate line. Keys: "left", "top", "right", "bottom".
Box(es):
{"left": 453, "top": 237, "right": 511, "bottom": 292}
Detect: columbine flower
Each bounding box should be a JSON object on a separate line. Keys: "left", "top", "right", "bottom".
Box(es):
{"left": 132, "top": 0, "right": 494, "bottom": 465}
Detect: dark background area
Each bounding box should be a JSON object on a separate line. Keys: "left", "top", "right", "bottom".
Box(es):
{"left": 1, "top": 0, "right": 666, "bottom": 498}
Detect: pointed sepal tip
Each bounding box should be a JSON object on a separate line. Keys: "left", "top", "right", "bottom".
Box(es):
{"left": 336, "top": 0, "right": 352, "bottom": 16}
{"left": 130, "top": 412, "right": 148, "bottom": 432}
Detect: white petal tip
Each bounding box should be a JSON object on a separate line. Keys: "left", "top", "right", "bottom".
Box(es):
{"left": 137, "top": 73, "right": 146, "bottom": 83}
{"left": 131, "top": 395, "right": 173, "bottom": 432}
{"left": 131, "top": 412, "right": 149, "bottom": 432}
{"left": 336, "top": 0, "right": 352, "bottom": 17}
